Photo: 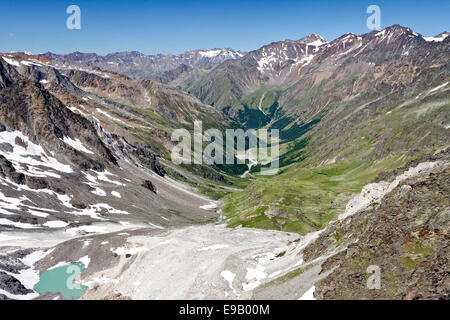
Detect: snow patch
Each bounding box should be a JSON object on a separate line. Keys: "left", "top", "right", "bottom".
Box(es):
{"left": 96, "top": 108, "right": 125, "bottom": 124}
{"left": 2, "top": 57, "right": 21, "bottom": 67}
{"left": 220, "top": 270, "right": 236, "bottom": 290}
{"left": 79, "top": 255, "right": 91, "bottom": 268}
{"left": 0, "top": 249, "right": 54, "bottom": 300}
{"left": 62, "top": 137, "right": 94, "bottom": 154}
{"left": 429, "top": 81, "right": 449, "bottom": 93}
{"left": 199, "top": 49, "right": 221, "bottom": 58}
{"left": 197, "top": 244, "right": 229, "bottom": 252}
{"left": 339, "top": 161, "right": 443, "bottom": 220}
{"left": 200, "top": 201, "right": 218, "bottom": 210}
{"left": 0, "top": 130, "right": 73, "bottom": 178}
{"left": 111, "top": 191, "right": 121, "bottom": 198}
{"left": 299, "top": 285, "right": 316, "bottom": 300}
{"left": 0, "top": 218, "right": 38, "bottom": 229}
{"left": 422, "top": 33, "right": 449, "bottom": 42}
{"left": 111, "top": 246, "right": 149, "bottom": 256}
{"left": 243, "top": 265, "right": 267, "bottom": 291}
{"left": 92, "top": 187, "right": 106, "bottom": 196}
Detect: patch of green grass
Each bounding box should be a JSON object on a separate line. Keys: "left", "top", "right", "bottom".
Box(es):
{"left": 222, "top": 154, "right": 408, "bottom": 235}
{"left": 399, "top": 241, "right": 434, "bottom": 269}
{"left": 399, "top": 256, "right": 424, "bottom": 269}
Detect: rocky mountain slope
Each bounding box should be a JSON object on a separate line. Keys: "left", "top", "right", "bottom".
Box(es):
{"left": 301, "top": 150, "right": 449, "bottom": 300}
{"left": 0, "top": 52, "right": 237, "bottom": 237}
{"left": 185, "top": 33, "right": 327, "bottom": 115}
{"left": 187, "top": 26, "right": 449, "bottom": 129}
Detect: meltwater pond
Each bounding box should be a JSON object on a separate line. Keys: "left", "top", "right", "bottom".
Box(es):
{"left": 34, "top": 261, "right": 87, "bottom": 300}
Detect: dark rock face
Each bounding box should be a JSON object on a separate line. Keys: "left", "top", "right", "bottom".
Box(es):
{"left": 135, "top": 147, "right": 165, "bottom": 177}
{"left": 0, "top": 250, "right": 31, "bottom": 274}
{"left": 0, "top": 272, "right": 33, "bottom": 296}
{"left": 142, "top": 180, "right": 157, "bottom": 194}
{"left": 0, "top": 155, "right": 25, "bottom": 183}
{"left": 0, "top": 249, "right": 36, "bottom": 298}
{"left": 0, "top": 142, "right": 13, "bottom": 152}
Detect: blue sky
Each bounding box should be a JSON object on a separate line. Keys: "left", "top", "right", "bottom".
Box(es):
{"left": 1, "top": 0, "right": 449, "bottom": 55}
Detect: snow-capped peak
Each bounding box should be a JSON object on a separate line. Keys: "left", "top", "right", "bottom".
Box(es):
{"left": 198, "top": 49, "right": 222, "bottom": 58}
{"left": 198, "top": 48, "right": 244, "bottom": 59}
{"left": 422, "top": 31, "right": 449, "bottom": 42}
{"left": 299, "top": 33, "right": 327, "bottom": 47}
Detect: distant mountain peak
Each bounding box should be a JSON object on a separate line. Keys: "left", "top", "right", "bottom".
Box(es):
{"left": 373, "top": 25, "right": 449, "bottom": 43}
{"left": 188, "top": 48, "right": 245, "bottom": 59}
{"left": 298, "top": 33, "right": 327, "bottom": 46}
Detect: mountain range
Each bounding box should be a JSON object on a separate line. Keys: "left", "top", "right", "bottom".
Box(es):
{"left": 0, "top": 24, "right": 449, "bottom": 300}
{"left": 41, "top": 48, "right": 245, "bottom": 84}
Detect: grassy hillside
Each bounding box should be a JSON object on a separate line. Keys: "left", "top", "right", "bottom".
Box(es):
{"left": 221, "top": 84, "right": 450, "bottom": 234}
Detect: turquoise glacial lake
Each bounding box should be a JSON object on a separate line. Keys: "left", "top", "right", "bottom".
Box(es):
{"left": 33, "top": 261, "right": 87, "bottom": 300}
